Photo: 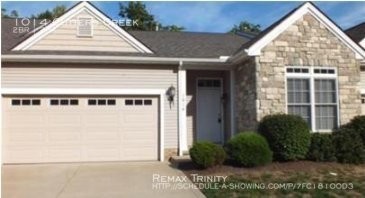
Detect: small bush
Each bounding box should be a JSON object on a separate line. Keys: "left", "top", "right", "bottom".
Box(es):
{"left": 214, "top": 144, "right": 227, "bottom": 166}
{"left": 307, "top": 133, "right": 336, "bottom": 162}
{"left": 343, "top": 115, "right": 365, "bottom": 146}
{"left": 258, "top": 114, "right": 311, "bottom": 161}
{"left": 332, "top": 127, "right": 365, "bottom": 164}
{"left": 225, "top": 132, "right": 272, "bottom": 167}
{"left": 189, "top": 142, "right": 226, "bottom": 168}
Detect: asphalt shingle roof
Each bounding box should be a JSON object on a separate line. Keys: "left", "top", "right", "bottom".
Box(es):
{"left": 1, "top": 18, "right": 249, "bottom": 58}
{"left": 345, "top": 22, "right": 365, "bottom": 44}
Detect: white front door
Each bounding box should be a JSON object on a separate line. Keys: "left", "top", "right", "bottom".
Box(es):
{"left": 196, "top": 79, "right": 223, "bottom": 143}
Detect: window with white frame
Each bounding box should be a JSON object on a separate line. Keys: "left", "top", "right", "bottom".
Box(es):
{"left": 77, "top": 17, "right": 93, "bottom": 37}
{"left": 286, "top": 67, "right": 338, "bottom": 132}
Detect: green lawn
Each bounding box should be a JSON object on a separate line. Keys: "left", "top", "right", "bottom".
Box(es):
{"left": 182, "top": 162, "right": 365, "bottom": 197}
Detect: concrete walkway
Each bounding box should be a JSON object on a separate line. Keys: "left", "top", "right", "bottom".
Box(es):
{"left": 2, "top": 162, "right": 205, "bottom": 198}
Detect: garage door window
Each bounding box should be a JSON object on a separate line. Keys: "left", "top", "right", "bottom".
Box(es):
{"left": 125, "top": 99, "right": 153, "bottom": 106}
{"left": 88, "top": 99, "right": 116, "bottom": 106}
{"left": 50, "top": 99, "right": 79, "bottom": 106}
{"left": 12, "top": 99, "right": 41, "bottom": 106}
{"left": 144, "top": 99, "right": 152, "bottom": 105}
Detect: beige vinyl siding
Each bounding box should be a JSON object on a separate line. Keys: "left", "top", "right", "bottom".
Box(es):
{"left": 2, "top": 63, "right": 178, "bottom": 148}
{"left": 28, "top": 10, "right": 140, "bottom": 52}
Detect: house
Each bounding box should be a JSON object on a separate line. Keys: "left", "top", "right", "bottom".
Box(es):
{"left": 345, "top": 22, "right": 365, "bottom": 112}
{"left": 2, "top": 2, "right": 365, "bottom": 164}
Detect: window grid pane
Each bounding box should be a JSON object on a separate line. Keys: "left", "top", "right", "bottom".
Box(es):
{"left": 287, "top": 78, "right": 311, "bottom": 128}
{"left": 314, "top": 79, "right": 337, "bottom": 130}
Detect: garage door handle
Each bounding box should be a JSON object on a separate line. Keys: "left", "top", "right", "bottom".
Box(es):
{"left": 218, "top": 118, "right": 221, "bottom": 123}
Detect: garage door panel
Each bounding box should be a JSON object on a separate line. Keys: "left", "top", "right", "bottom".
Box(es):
{"left": 48, "top": 114, "right": 82, "bottom": 126}
{"left": 7, "top": 131, "right": 44, "bottom": 143}
{"left": 3, "top": 96, "right": 159, "bottom": 163}
{"left": 4, "top": 146, "right": 43, "bottom": 163}
{"left": 123, "top": 114, "right": 156, "bottom": 123}
{"left": 123, "top": 148, "right": 157, "bottom": 160}
{"left": 83, "top": 114, "right": 120, "bottom": 126}
{"left": 48, "top": 128, "right": 82, "bottom": 142}
{"left": 5, "top": 113, "right": 43, "bottom": 126}
{"left": 84, "top": 146, "right": 120, "bottom": 161}
{"left": 84, "top": 128, "right": 120, "bottom": 141}
{"left": 46, "top": 146, "right": 82, "bottom": 162}
{"left": 122, "top": 132, "right": 155, "bottom": 140}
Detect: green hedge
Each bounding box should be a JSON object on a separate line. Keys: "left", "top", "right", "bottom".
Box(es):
{"left": 189, "top": 141, "right": 226, "bottom": 168}
{"left": 225, "top": 132, "right": 272, "bottom": 167}
{"left": 258, "top": 114, "right": 311, "bottom": 161}
{"left": 306, "top": 133, "right": 336, "bottom": 162}
{"left": 343, "top": 115, "right": 365, "bottom": 146}
{"left": 333, "top": 127, "right": 365, "bottom": 164}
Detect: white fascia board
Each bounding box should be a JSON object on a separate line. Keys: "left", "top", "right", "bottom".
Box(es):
{"left": 360, "top": 38, "right": 365, "bottom": 49}
{"left": 1, "top": 54, "right": 229, "bottom": 65}
{"left": 245, "top": 2, "right": 365, "bottom": 60}
{"left": 12, "top": 2, "right": 153, "bottom": 54}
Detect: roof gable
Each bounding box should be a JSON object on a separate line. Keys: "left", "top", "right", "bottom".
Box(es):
{"left": 244, "top": 2, "right": 365, "bottom": 59}
{"left": 12, "top": 1, "right": 153, "bottom": 53}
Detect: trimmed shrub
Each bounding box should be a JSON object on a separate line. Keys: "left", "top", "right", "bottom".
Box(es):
{"left": 214, "top": 144, "right": 227, "bottom": 166}
{"left": 343, "top": 115, "right": 365, "bottom": 146}
{"left": 258, "top": 114, "right": 311, "bottom": 161}
{"left": 332, "top": 127, "right": 365, "bottom": 164}
{"left": 189, "top": 141, "right": 226, "bottom": 168}
{"left": 225, "top": 132, "right": 272, "bottom": 167}
{"left": 307, "top": 133, "right": 336, "bottom": 162}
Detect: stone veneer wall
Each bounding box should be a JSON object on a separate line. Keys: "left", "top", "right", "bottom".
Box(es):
{"left": 235, "top": 57, "right": 258, "bottom": 131}
{"left": 256, "top": 13, "right": 361, "bottom": 125}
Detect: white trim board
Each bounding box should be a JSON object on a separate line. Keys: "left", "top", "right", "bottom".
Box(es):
{"left": 229, "top": 69, "right": 236, "bottom": 138}
{"left": 244, "top": 2, "right": 365, "bottom": 60}
{"left": 360, "top": 38, "right": 365, "bottom": 49}
{"left": 2, "top": 54, "right": 228, "bottom": 65}
{"left": 12, "top": 2, "right": 153, "bottom": 54}
{"left": 2, "top": 88, "right": 165, "bottom": 161}
{"left": 178, "top": 67, "right": 187, "bottom": 155}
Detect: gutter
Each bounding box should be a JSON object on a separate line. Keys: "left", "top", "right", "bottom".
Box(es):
{"left": 2, "top": 54, "right": 230, "bottom": 65}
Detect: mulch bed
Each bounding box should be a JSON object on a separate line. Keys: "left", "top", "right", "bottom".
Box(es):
{"left": 178, "top": 160, "right": 365, "bottom": 178}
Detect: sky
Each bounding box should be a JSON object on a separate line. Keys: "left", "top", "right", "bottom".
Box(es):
{"left": 2, "top": 1, "right": 365, "bottom": 33}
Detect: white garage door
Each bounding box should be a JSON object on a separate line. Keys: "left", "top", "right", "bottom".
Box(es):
{"left": 2, "top": 96, "right": 159, "bottom": 163}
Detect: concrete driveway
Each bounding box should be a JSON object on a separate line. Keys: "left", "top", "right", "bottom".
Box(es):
{"left": 2, "top": 162, "right": 205, "bottom": 198}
